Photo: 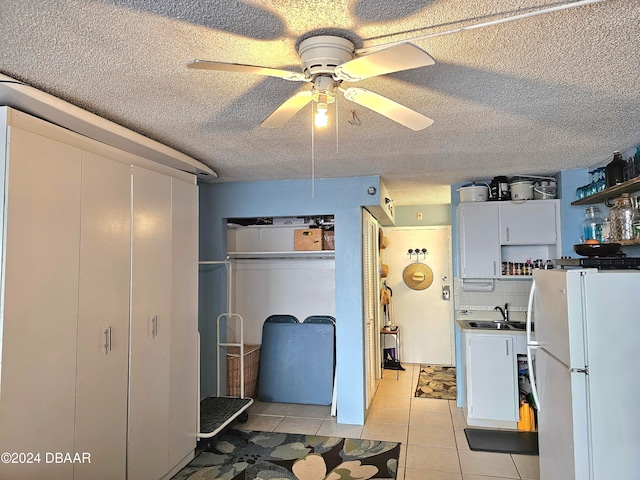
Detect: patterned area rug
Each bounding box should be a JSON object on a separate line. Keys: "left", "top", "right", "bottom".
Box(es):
{"left": 172, "top": 429, "right": 400, "bottom": 480}
{"left": 414, "top": 365, "right": 457, "bottom": 400}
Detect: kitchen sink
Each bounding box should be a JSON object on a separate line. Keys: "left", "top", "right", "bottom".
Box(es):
{"left": 507, "top": 322, "right": 534, "bottom": 331}
{"left": 466, "top": 321, "right": 511, "bottom": 330}
{"left": 462, "top": 320, "right": 534, "bottom": 331}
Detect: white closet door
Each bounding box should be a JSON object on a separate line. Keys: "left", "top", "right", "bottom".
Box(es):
{"left": 128, "top": 166, "right": 173, "bottom": 480}
{"left": 362, "top": 209, "right": 379, "bottom": 408}
{"left": 0, "top": 128, "right": 81, "bottom": 480}
{"left": 168, "top": 177, "right": 198, "bottom": 468}
{"left": 74, "top": 152, "right": 131, "bottom": 479}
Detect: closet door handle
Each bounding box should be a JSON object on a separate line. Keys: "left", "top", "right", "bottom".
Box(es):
{"left": 151, "top": 316, "right": 158, "bottom": 338}
{"left": 104, "top": 326, "right": 112, "bottom": 354}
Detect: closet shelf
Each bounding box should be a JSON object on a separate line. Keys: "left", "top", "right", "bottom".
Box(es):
{"left": 227, "top": 250, "right": 335, "bottom": 260}
{"left": 226, "top": 251, "right": 335, "bottom": 259}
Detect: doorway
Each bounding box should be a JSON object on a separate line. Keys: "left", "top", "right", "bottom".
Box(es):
{"left": 383, "top": 226, "right": 454, "bottom": 365}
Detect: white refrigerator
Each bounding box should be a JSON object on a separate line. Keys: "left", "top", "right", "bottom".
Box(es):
{"left": 527, "top": 268, "right": 640, "bottom": 480}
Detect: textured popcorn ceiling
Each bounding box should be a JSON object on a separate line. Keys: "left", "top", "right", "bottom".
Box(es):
{"left": 1, "top": 0, "right": 638, "bottom": 205}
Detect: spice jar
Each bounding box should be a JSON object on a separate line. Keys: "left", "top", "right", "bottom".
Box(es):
{"left": 609, "top": 193, "right": 636, "bottom": 241}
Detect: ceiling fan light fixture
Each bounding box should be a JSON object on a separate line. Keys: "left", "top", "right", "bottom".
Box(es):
{"left": 315, "top": 102, "right": 329, "bottom": 128}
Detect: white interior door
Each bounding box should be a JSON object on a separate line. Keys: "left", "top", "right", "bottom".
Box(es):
{"left": 362, "top": 210, "right": 380, "bottom": 407}
{"left": 384, "top": 227, "right": 454, "bottom": 365}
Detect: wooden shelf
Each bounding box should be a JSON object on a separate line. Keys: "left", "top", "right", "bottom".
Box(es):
{"left": 571, "top": 176, "right": 640, "bottom": 205}
{"left": 618, "top": 239, "right": 640, "bottom": 246}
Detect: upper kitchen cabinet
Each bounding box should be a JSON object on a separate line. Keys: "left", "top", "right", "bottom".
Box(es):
{"left": 458, "top": 203, "right": 501, "bottom": 278}
{"left": 499, "top": 201, "right": 559, "bottom": 245}
{"left": 458, "top": 200, "right": 561, "bottom": 278}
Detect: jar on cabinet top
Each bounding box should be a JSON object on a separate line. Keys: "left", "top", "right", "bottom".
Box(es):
{"left": 609, "top": 193, "right": 636, "bottom": 242}
{"left": 582, "top": 206, "right": 604, "bottom": 243}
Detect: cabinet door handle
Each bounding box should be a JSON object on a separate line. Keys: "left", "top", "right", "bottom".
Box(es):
{"left": 505, "top": 339, "right": 509, "bottom": 356}
{"left": 104, "top": 326, "right": 112, "bottom": 354}
{"left": 493, "top": 261, "right": 497, "bottom": 275}
{"left": 506, "top": 227, "right": 510, "bottom": 242}
{"left": 151, "top": 315, "right": 158, "bottom": 338}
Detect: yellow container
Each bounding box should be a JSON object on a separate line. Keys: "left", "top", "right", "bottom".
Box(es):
{"left": 518, "top": 401, "right": 535, "bottom": 431}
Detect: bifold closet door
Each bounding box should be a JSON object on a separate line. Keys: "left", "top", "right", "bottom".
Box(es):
{"left": 0, "top": 128, "right": 81, "bottom": 480}
{"left": 128, "top": 166, "right": 173, "bottom": 480}
{"left": 74, "top": 152, "right": 131, "bottom": 479}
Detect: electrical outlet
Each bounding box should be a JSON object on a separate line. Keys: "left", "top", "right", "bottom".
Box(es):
{"left": 417, "top": 212, "right": 423, "bottom": 220}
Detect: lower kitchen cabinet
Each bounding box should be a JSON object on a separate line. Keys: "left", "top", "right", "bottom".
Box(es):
{"left": 463, "top": 331, "right": 519, "bottom": 428}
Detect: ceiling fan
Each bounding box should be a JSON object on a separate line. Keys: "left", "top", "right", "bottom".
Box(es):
{"left": 188, "top": 35, "right": 435, "bottom": 131}
{"left": 187, "top": 0, "right": 603, "bottom": 132}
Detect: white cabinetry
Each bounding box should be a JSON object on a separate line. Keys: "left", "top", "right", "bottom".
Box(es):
{"left": 0, "top": 108, "right": 197, "bottom": 480}
{"left": 463, "top": 331, "right": 519, "bottom": 428}
{"left": 128, "top": 166, "right": 173, "bottom": 480}
{"left": 458, "top": 200, "right": 561, "bottom": 278}
{"left": 75, "top": 151, "right": 132, "bottom": 479}
{"left": 0, "top": 127, "right": 82, "bottom": 480}
{"left": 458, "top": 203, "right": 500, "bottom": 278}
{"left": 499, "top": 201, "right": 558, "bottom": 245}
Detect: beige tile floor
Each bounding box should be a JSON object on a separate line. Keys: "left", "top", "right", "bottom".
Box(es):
{"left": 231, "top": 363, "right": 539, "bottom": 480}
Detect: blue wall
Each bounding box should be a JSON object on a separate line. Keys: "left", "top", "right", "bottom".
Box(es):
{"left": 199, "top": 176, "right": 382, "bottom": 425}
{"left": 557, "top": 169, "right": 590, "bottom": 254}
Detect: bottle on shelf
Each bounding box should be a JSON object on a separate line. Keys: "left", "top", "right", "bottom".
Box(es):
{"left": 605, "top": 151, "right": 625, "bottom": 188}
{"left": 582, "top": 206, "right": 605, "bottom": 243}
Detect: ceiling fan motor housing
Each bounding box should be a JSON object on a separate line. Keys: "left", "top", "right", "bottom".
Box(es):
{"left": 298, "top": 35, "right": 355, "bottom": 77}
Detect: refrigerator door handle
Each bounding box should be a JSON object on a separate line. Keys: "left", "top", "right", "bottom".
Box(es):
{"left": 526, "top": 279, "right": 541, "bottom": 411}
{"left": 527, "top": 345, "right": 541, "bottom": 412}
{"left": 526, "top": 279, "right": 539, "bottom": 346}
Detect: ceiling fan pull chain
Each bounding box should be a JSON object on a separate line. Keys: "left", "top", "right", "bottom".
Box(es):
{"left": 335, "top": 94, "right": 339, "bottom": 155}
{"left": 348, "top": 110, "right": 362, "bottom": 126}
{"left": 311, "top": 104, "right": 315, "bottom": 198}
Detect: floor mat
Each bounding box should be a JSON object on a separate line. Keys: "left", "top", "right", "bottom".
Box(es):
{"left": 414, "top": 365, "right": 456, "bottom": 399}
{"left": 172, "top": 429, "right": 400, "bottom": 479}
{"left": 464, "top": 428, "right": 539, "bottom": 455}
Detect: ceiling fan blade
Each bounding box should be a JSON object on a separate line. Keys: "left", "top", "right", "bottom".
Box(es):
{"left": 188, "top": 60, "right": 308, "bottom": 82}
{"left": 342, "top": 87, "right": 433, "bottom": 131}
{"left": 335, "top": 43, "right": 434, "bottom": 82}
{"left": 261, "top": 91, "right": 313, "bottom": 128}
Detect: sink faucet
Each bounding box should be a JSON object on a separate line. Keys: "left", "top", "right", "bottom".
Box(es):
{"left": 494, "top": 303, "right": 509, "bottom": 322}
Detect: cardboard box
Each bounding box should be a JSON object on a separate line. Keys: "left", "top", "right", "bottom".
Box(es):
{"left": 294, "top": 229, "right": 322, "bottom": 251}
{"left": 322, "top": 230, "right": 335, "bottom": 250}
